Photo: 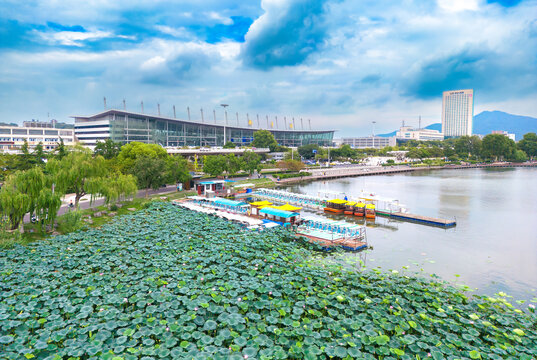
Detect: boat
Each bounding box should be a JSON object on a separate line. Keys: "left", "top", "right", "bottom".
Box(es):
{"left": 354, "top": 202, "right": 365, "bottom": 217}
{"left": 344, "top": 201, "right": 356, "bottom": 215}
{"left": 324, "top": 199, "right": 347, "bottom": 214}
{"left": 365, "top": 203, "right": 376, "bottom": 219}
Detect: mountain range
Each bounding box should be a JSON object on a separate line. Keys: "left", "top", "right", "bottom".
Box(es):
{"left": 377, "top": 111, "right": 537, "bottom": 141}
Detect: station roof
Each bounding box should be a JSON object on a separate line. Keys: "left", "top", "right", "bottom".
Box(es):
{"left": 213, "top": 198, "right": 247, "bottom": 207}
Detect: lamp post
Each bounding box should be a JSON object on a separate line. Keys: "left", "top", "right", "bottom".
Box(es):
{"left": 220, "top": 104, "right": 228, "bottom": 145}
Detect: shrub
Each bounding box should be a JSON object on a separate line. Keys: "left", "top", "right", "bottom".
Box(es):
{"left": 56, "top": 210, "right": 83, "bottom": 234}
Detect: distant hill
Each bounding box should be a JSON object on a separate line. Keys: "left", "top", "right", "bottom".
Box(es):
{"left": 377, "top": 111, "right": 537, "bottom": 140}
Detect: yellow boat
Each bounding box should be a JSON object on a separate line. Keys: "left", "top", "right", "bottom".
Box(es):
{"left": 324, "top": 199, "right": 347, "bottom": 214}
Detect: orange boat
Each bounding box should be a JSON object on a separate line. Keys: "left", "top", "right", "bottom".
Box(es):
{"left": 354, "top": 202, "right": 365, "bottom": 217}
{"left": 344, "top": 201, "right": 356, "bottom": 215}
{"left": 365, "top": 203, "right": 376, "bottom": 219}
{"left": 324, "top": 199, "right": 347, "bottom": 214}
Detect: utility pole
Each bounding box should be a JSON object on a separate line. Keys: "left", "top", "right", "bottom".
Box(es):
{"left": 158, "top": 103, "right": 160, "bottom": 116}
{"left": 187, "top": 107, "right": 191, "bottom": 121}
{"left": 257, "top": 114, "right": 260, "bottom": 128}
{"left": 284, "top": 116, "right": 287, "bottom": 130}
{"left": 213, "top": 109, "right": 216, "bottom": 123}
{"left": 266, "top": 115, "right": 269, "bottom": 129}
{"left": 275, "top": 116, "right": 278, "bottom": 129}
{"left": 173, "top": 105, "right": 176, "bottom": 118}
{"left": 141, "top": 101, "right": 144, "bottom": 113}
{"left": 292, "top": 117, "right": 296, "bottom": 130}
{"left": 200, "top": 108, "right": 204, "bottom": 123}
{"left": 308, "top": 119, "right": 311, "bottom": 130}
{"left": 123, "top": 99, "right": 126, "bottom": 110}
{"left": 103, "top": 97, "right": 107, "bottom": 110}
{"left": 236, "top": 112, "right": 239, "bottom": 126}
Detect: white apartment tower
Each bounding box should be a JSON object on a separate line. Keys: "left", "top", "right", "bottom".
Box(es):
{"left": 441, "top": 89, "right": 474, "bottom": 137}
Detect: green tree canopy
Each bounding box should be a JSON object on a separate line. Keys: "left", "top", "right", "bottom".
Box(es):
{"left": 47, "top": 147, "right": 137, "bottom": 207}
{"left": 166, "top": 155, "right": 192, "bottom": 185}
{"left": 94, "top": 139, "right": 122, "bottom": 159}
{"left": 225, "top": 154, "right": 243, "bottom": 175}
{"left": 517, "top": 132, "right": 537, "bottom": 160}
{"left": 33, "top": 142, "right": 45, "bottom": 165}
{"left": 252, "top": 130, "right": 278, "bottom": 151}
{"left": 117, "top": 142, "right": 168, "bottom": 173}
{"left": 203, "top": 155, "right": 227, "bottom": 177}
{"left": 481, "top": 134, "right": 516, "bottom": 161}
{"left": 277, "top": 159, "right": 304, "bottom": 172}
{"left": 55, "top": 138, "right": 67, "bottom": 160}
{"left": 298, "top": 144, "right": 320, "bottom": 159}
{"left": 133, "top": 156, "right": 167, "bottom": 197}
{"left": 241, "top": 151, "right": 261, "bottom": 175}
{"left": 454, "top": 136, "right": 482, "bottom": 158}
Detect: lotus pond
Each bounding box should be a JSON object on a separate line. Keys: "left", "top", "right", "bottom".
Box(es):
{"left": 1, "top": 202, "right": 536, "bottom": 360}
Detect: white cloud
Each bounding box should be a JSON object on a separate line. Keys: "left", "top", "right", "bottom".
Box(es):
{"left": 206, "top": 11, "right": 233, "bottom": 25}
{"left": 437, "top": 0, "right": 480, "bottom": 12}
{"left": 35, "top": 29, "right": 114, "bottom": 46}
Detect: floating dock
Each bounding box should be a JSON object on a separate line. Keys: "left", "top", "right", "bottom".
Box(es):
{"left": 376, "top": 211, "right": 456, "bottom": 228}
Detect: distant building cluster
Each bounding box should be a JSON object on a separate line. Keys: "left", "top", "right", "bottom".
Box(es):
{"left": 335, "top": 136, "right": 396, "bottom": 149}
{"left": 0, "top": 119, "right": 75, "bottom": 152}
{"left": 491, "top": 130, "right": 516, "bottom": 141}
{"left": 395, "top": 126, "right": 444, "bottom": 142}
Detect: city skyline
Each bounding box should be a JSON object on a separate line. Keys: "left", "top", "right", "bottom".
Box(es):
{"left": 1, "top": 0, "right": 536, "bottom": 136}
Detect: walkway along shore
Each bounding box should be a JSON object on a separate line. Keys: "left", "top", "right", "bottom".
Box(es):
{"left": 276, "top": 162, "right": 537, "bottom": 184}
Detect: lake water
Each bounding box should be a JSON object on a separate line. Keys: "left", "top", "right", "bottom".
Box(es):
{"left": 287, "top": 168, "right": 537, "bottom": 302}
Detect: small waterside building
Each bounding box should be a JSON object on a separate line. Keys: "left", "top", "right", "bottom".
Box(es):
{"left": 258, "top": 207, "right": 300, "bottom": 225}
{"left": 249, "top": 201, "right": 273, "bottom": 216}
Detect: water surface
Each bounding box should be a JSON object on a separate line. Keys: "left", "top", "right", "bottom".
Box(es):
{"left": 288, "top": 168, "right": 537, "bottom": 301}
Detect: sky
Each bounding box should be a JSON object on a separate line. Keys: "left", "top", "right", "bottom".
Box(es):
{"left": 0, "top": 0, "right": 536, "bottom": 136}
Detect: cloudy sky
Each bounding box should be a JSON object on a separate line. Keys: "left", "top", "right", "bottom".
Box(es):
{"left": 1, "top": 0, "right": 536, "bottom": 136}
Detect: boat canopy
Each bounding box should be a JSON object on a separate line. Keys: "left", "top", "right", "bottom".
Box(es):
{"left": 327, "top": 199, "right": 347, "bottom": 204}
{"left": 272, "top": 203, "right": 302, "bottom": 212}
{"left": 213, "top": 198, "right": 247, "bottom": 207}
{"left": 356, "top": 202, "right": 366, "bottom": 207}
{"left": 366, "top": 204, "right": 376, "bottom": 209}
{"left": 345, "top": 201, "right": 356, "bottom": 206}
{"left": 259, "top": 207, "right": 299, "bottom": 218}
{"left": 250, "top": 200, "right": 273, "bottom": 206}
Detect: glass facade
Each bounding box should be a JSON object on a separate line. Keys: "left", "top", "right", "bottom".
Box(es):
{"left": 76, "top": 110, "right": 334, "bottom": 147}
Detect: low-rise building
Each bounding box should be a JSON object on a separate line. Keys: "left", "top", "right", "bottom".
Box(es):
{"left": 338, "top": 136, "right": 396, "bottom": 149}
{"left": 491, "top": 130, "right": 516, "bottom": 141}
{"left": 0, "top": 125, "right": 76, "bottom": 152}
{"left": 396, "top": 126, "right": 444, "bottom": 141}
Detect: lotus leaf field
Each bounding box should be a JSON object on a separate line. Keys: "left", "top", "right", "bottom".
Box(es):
{"left": 1, "top": 202, "right": 536, "bottom": 359}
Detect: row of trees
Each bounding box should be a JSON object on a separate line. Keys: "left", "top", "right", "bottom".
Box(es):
{"left": 293, "top": 133, "right": 537, "bottom": 163}
{"left": 202, "top": 152, "right": 262, "bottom": 177}
{"left": 0, "top": 140, "right": 193, "bottom": 232}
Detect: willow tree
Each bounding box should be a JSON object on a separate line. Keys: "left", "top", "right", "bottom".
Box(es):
{"left": 48, "top": 147, "right": 137, "bottom": 207}
{"left": 0, "top": 179, "right": 30, "bottom": 230}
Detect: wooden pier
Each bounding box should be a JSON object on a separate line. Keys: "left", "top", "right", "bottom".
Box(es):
{"left": 376, "top": 210, "right": 456, "bottom": 228}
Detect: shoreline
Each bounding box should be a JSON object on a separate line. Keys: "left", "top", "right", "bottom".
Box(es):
{"left": 275, "top": 162, "right": 537, "bottom": 184}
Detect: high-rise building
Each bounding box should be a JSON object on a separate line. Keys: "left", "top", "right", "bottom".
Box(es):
{"left": 441, "top": 89, "right": 474, "bottom": 137}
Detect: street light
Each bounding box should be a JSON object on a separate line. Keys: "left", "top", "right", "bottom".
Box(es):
{"left": 220, "top": 104, "right": 228, "bottom": 145}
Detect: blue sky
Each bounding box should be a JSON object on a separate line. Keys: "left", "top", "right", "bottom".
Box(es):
{"left": 0, "top": 0, "right": 536, "bottom": 136}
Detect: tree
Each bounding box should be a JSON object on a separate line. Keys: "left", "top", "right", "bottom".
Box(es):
{"left": 241, "top": 151, "right": 261, "bottom": 175}
{"left": 55, "top": 138, "right": 67, "bottom": 160}
{"left": 518, "top": 133, "right": 537, "bottom": 160}
{"left": 225, "top": 154, "right": 243, "bottom": 175}
{"left": 252, "top": 130, "right": 278, "bottom": 151}
{"left": 133, "top": 156, "right": 167, "bottom": 197}
{"left": 117, "top": 141, "right": 168, "bottom": 174}
{"left": 454, "top": 136, "right": 482, "bottom": 158}
{"left": 298, "top": 144, "right": 320, "bottom": 159}
{"left": 223, "top": 141, "right": 236, "bottom": 149}
{"left": 511, "top": 149, "right": 528, "bottom": 162}
{"left": 203, "top": 155, "right": 227, "bottom": 177}
{"left": 18, "top": 140, "right": 33, "bottom": 170}
{"left": 94, "top": 139, "right": 122, "bottom": 159}
{"left": 47, "top": 147, "right": 137, "bottom": 207}
{"left": 277, "top": 160, "right": 304, "bottom": 172}
{"left": 481, "top": 134, "right": 516, "bottom": 161}
{"left": 166, "top": 156, "right": 192, "bottom": 187}
{"left": 33, "top": 142, "right": 45, "bottom": 165}
{"left": 0, "top": 175, "right": 31, "bottom": 230}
